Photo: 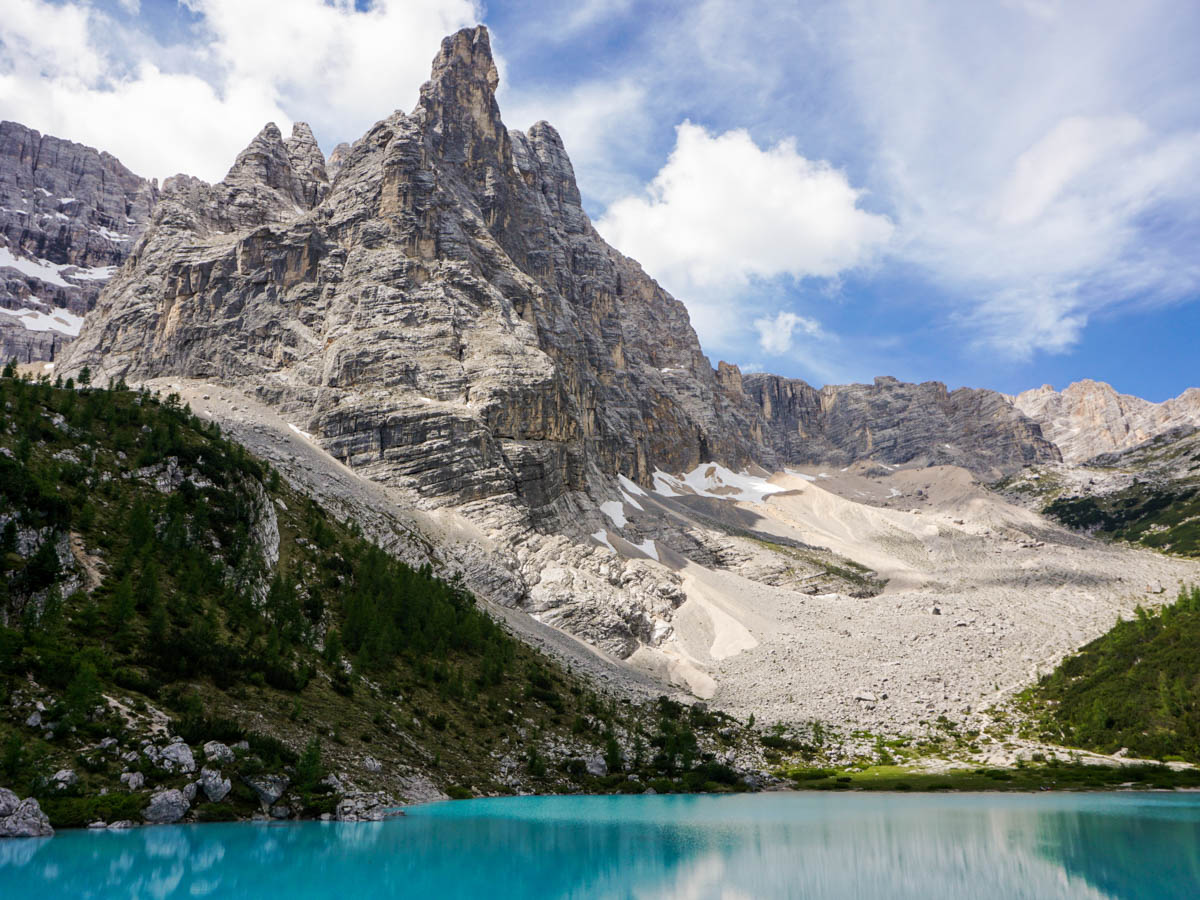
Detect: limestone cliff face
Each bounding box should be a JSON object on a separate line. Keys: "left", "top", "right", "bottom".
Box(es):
{"left": 60, "top": 27, "right": 756, "bottom": 532}
{"left": 738, "top": 372, "right": 1060, "bottom": 475}
{"left": 0, "top": 121, "right": 155, "bottom": 362}
{"left": 1012, "top": 380, "right": 1200, "bottom": 463}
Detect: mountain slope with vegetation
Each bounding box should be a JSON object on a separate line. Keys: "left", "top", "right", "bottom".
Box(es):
{"left": 997, "top": 426, "right": 1200, "bottom": 558}
{"left": 0, "top": 368, "right": 763, "bottom": 828}
{"left": 1021, "top": 584, "right": 1200, "bottom": 763}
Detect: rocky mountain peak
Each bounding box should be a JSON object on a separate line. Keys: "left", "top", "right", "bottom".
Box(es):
{"left": 283, "top": 122, "right": 329, "bottom": 207}
{"left": 1012, "top": 379, "right": 1200, "bottom": 463}
{"left": 418, "top": 25, "right": 510, "bottom": 173}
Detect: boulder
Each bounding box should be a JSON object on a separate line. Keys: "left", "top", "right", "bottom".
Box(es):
{"left": 182, "top": 782, "right": 198, "bottom": 804}
{"left": 243, "top": 774, "right": 289, "bottom": 810}
{"left": 120, "top": 771, "right": 145, "bottom": 791}
{"left": 362, "top": 756, "right": 382, "bottom": 773}
{"left": 585, "top": 755, "right": 608, "bottom": 777}
{"left": 269, "top": 804, "right": 291, "bottom": 819}
{"left": 51, "top": 769, "right": 78, "bottom": 790}
{"left": 0, "top": 789, "right": 54, "bottom": 838}
{"left": 24, "top": 711, "right": 41, "bottom": 728}
{"left": 107, "top": 820, "right": 136, "bottom": 830}
{"left": 335, "top": 792, "right": 395, "bottom": 822}
{"left": 203, "top": 741, "right": 235, "bottom": 765}
{"left": 199, "top": 768, "right": 231, "bottom": 803}
{"left": 142, "top": 789, "right": 190, "bottom": 825}
{"left": 160, "top": 742, "right": 196, "bottom": 773}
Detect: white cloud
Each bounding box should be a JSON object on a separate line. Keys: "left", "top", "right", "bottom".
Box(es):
{"left": 0, "top": 0, "right": 479, "bottom": 182}
{"left": 596, "top": 122, "right": 892, "bottom": 349}
{"left": 840, "top": 0, "right": 1200, "bottom": 358}
{"left": 754, "top": 311, "right": 822, "bottom": 356}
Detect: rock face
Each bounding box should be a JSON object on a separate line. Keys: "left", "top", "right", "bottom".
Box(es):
{"left": 740, "top": 373, "right": 1060, "bottom": 475}
{"left": 0, "top": 787, "right": 53, "bottom": 837}
{"left": 1012, "top": 380, "right": 1200, "bottom": 463}
{"left": 0, "top": 121, "right": 155, "bottom": 362}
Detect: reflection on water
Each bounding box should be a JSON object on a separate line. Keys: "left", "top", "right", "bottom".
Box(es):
{"left": 1, "top": 792, "right": 1198, "bottom": 898}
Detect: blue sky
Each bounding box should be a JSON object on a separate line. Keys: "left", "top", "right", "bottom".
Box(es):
{"left": 2, "top": 0, "right": 1198, "bottom": 400}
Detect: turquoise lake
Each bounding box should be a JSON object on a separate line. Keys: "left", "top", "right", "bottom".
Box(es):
{"left": 2, "top": 792, "right": 1199, "bottom": 898}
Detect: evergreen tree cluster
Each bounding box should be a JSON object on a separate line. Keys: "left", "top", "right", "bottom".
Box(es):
{"left": 1027, "top": 584, "right": 1200, "bottom": 762}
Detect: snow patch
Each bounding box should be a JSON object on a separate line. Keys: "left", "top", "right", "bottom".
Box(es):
{"left": 654, "top": 463, "right": 787, "bottom": 505}
{"left": 651, "top": 470, "right": 682, "bottom": 497}
{"left": 784, "top": 469, "right": 817, "bottom": 481}
{"left": 633, "top": 539, "right": 659, "bottom": 562}
{"left": 287, "top": 423, "right": 315, "bottom": 441}
{"left": 0, "top": 246, "right": 70, "bottom": 286}
{"left": 96, "top": 227, "right": 130, "bottom": 242}
{"left": 0, "top": 306, "right": 84, "bottom": 336}
{"left": 67, "top": 265, "right": 117, "bottom": 281}
{"left": 618, "top": 474, "right": 647, "bottom": 497}
{"left": 599, "top": 500, "right": 627, "bottom": 528}
{"left": 591, "top": 530, "right": 616, "bottom": 554}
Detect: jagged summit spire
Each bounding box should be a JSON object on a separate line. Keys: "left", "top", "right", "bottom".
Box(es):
{"left": 430, "top": 25, "right": 499, "bottom": 93}
{"left": 417, "top": 25, "right": 509, "bottom": 170}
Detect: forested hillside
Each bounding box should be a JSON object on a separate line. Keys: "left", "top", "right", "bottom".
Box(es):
{"left": 0, "top": 369, "right": 758, "bottom": 827}
{"left": 1023, "top": 584, "right": 1200, "bottom": 763}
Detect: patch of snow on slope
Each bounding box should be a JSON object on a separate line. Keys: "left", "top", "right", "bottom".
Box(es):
{"left": 651, "top": 471, "right": 683, "bottom": 497}
{"left": 0, "top": 246, "right": 70, "bottom": 287}
{"left": 287, "top": 423, "right": 315, "bottom": 441}
{"left": 785, "top": 469, "right": 817, "bottom": 481}
{"left": 600, "top": 500, "right": 627, "bottom": 528}
{"left": 673, "top": 463, "right": 787, "bottom": 505}
{"left": 633, "top": 539, "right": 659, "bottom": 562}
{"left": 618, "top": 474, "right": 647, "bottom": 497}
{"left": 67, "top": 265, "right": 117, "bottom": 281}
{"left": 620, "top": 489, "right": 644, "bottom": 511}
{"left": 0, "top": 306, "right": 84, "bottom": 336}
{"left": 591, "top": 530, "right": 616, "bottom": 554}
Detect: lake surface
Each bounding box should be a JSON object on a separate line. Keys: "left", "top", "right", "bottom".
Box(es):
{"left": 2, "top": 792, "right": 1199, "bottom": 898}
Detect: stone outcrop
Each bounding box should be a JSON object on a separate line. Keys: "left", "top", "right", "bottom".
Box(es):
{"left": 737, "top": 372, "right": 1060, "bottom": 475}
{"left": 1012, "top": 380, "right": 1200, "bottom": 463}
{"left": 0, "top": 121, "right": 155, "bottom": 362}
{"left": 0, "top": 788, "right": 53, "bottom": 837}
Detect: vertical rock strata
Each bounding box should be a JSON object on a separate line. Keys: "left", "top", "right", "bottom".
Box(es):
{"left": 0, "top": 121, "right": 155, "bottom": 361}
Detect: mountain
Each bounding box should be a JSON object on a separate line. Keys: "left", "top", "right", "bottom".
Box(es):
{"left": 0, "top": 122, "right": 155, "bottom": 363}
{"left": 47, "top": 27, "right": 1195, "bottom": 744}
{"left": 57, "top": 27, "right": 1055, "bottom": 499}
{"left": 1012, "top": 379, "right": 1200, "bottom": 463}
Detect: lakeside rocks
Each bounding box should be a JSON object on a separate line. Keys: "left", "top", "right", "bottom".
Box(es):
{"left": 0, "top": 788, "right": 53, "bottom": 838}
{"left": 243, "top": 774, "right": 289, "bottom": 811}
{"left": 143, "top": 788, "right": 190, "bottom": 825}
{"left": 203, "top": 741, "right": 235, "bottom": 765}
{"left": 199, "top": 768, "right": 232, "bottom": 803}
{"left": 334, "top": 792, "right": 395, "bottom": 822}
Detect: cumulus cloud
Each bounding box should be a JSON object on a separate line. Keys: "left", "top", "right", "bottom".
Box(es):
{"left": 754, "top": 311, "right": 822, "bottom": 356}
{"left": 596, "top": 122, "right": 892, "bottom": 349}
{"left": 0, "top": 0, "right": 479, "bottom": 182}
